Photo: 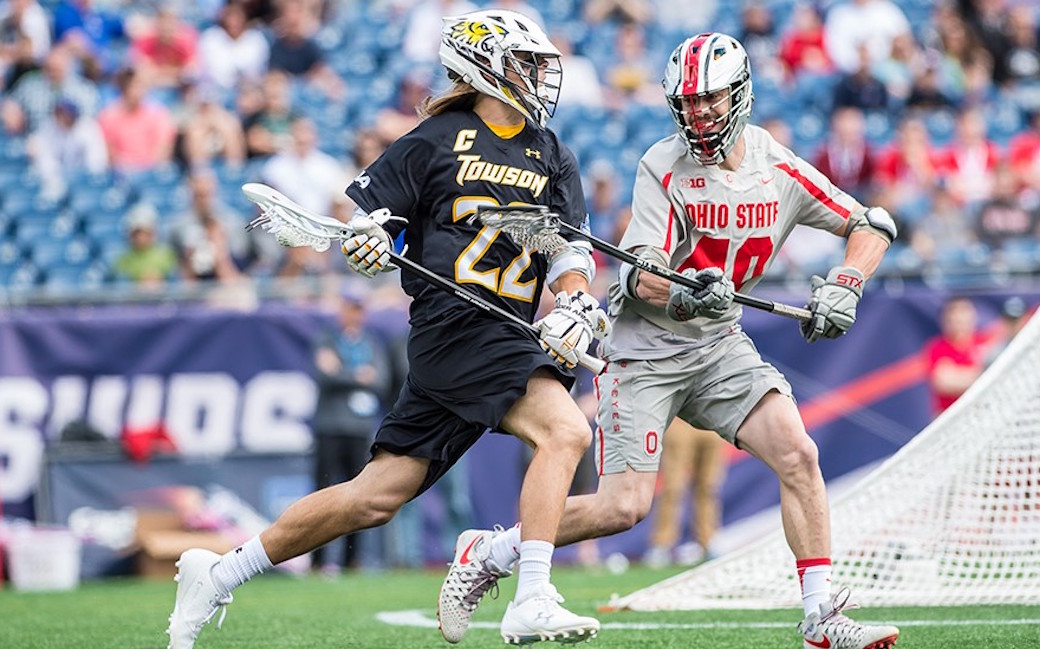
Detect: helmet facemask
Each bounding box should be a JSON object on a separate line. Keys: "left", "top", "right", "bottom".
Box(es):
{"left": 440, "top": 11, "right": 563, "bottom": 128}
{"left": 663, "top": 33, "right": 754, "bottom": 165}
{"left": 667, "top": 77, "right": 752, "bottom": 165}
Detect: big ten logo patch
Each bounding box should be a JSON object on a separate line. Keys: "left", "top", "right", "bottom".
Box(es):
{"left": 680, "top": 177, "right": 707, "bottom": 189}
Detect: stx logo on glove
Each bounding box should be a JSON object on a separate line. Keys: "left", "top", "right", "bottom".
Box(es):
{"left": 834, "top": 273, "right": 863, "bottom": 289}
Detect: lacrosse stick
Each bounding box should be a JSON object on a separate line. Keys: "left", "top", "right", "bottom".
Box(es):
{"left": 241, "top": 183, "right": 606, "bottom": 374}
{"left": 474, "top": 205, "right": 812, "bottom": 323}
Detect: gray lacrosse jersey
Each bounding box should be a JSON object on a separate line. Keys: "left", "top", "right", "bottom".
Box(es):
{"left": 602, "top": 124, "right": 865, "bottom": 361}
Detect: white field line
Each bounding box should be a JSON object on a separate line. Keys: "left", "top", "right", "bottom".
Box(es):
{"left": 376, "top": 609, "right": 1040, "bottom": 630}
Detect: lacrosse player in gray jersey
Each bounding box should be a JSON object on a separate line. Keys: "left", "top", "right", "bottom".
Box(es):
{"left": 463, "top": 32, "right": 902, "bottom": 649}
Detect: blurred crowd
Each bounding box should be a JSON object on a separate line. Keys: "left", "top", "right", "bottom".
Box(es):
{"left": 0, "top": 0, "right": 1039, "bottom": 303}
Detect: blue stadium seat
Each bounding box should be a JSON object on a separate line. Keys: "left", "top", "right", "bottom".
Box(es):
{"left": 69, "top": 186, "right": 131, "bottom": 216}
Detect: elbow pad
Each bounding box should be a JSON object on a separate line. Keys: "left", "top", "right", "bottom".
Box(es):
{"left": 849, "top": 206, "right": 897, "bottom": 244}
{"left": 546, "top": 239, "right": 595, "bottom": 285}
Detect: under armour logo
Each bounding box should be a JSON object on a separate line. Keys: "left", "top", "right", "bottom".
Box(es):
{"left": 525, "top": 148, "right": 541, "bottom": 159}
{"left": 535, "top": 610, "right": 553, "bottom": 624}
{"left": 352, "top": 171, "right": 371, "bottom": 189}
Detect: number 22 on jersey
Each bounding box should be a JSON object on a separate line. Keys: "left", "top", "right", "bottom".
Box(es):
{"left": 452, "top": 196, "right": 537, "bottom": 303}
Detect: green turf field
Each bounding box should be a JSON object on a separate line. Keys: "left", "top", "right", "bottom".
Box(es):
{"left": 2, "top": 565, "right": 1039, "bottom": 648}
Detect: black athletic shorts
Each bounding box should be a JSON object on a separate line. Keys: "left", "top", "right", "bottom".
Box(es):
{"left": 372, "top": 309, "right": 575, "bottom": 498}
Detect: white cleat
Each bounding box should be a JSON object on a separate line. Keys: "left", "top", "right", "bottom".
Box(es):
{"left": 799, "top": 588, "right": 899, "bottom": 649}
{"left": 438, "top": 528, "right": 512, "bottom": 643}
{"left": 166, "top": 549, "right": 233, "bottom": 649}
{"left": 500, "top": 584, "right": 600, "bottom": 645}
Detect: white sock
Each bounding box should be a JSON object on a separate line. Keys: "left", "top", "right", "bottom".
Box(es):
{"left": 797, "top": 558, "right": 832, "bottom": 617}
{"left": 514, "top": 540, "right": 554, "bottom": 603}
{"left": 212, "top": 535, "right": 274, "bottom": 594}
{"left": 490, "top": 524, "right": 522, "bottom": 571}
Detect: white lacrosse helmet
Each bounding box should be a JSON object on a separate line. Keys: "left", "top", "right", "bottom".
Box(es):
{"left": 663, "top": 33, "right": 754, "bottom": 165}
{"left": 439, "top": 10, "right": 562, "bottom": 129}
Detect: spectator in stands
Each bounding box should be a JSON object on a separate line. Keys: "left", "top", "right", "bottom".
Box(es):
{"left": 937, "top": 107, "right": 1001, "bottom": 206}
{"left": 642, "top": 420, "right": 727, "bottom": 568}
{"left": 179, "top": 84, "right": 247, "bottom": 170}
{"left": 334, "top": 127, "right": 387, "bottom": 220}
{"left": 401, "top": 0, "right": 477, "bottom": 63}
{"left": 973, "top": 164, "right": 1039, "bottom": 256}
{"left": 551, "top": 30, "right": 605, "bottom": 109}
{"left": 872, "top": 31, "right": 923, "bottom": 108}
{"left": 904, "top": 52, "right": 958, "bottom": 112}
{"left": 738, "top": 3, "right": 783, "bottom": 86}
{"left": 605, "top": 22, "right": 659, "bottom": 105}
{"left": 906, "top": 184, "right": 978, "bottom": 268}
{"left": 28, "top": 97, "right": 109, "bottom": 199}
{"left": 1008, "top": 111, "right": 1040, "bottom": 194}
{"left": 832, "top": 43, "right": 890, "bottom": 112}
{"left": 814, "top": 106, "right": 875, "bottom": 203}
{"left": 52, "top": 0, "right": 126, "bottom": 52}
{"left": 260, "top": 115, "right": 344, "bottom": 277}
{"left": 984, "top": 297, "right": 1031, "bottom": 367}
{"left": 268, "top": 0, "right": 344, "bottom": 100}
{"left": 243, "top": 70, "right": 297, "bottom": 159}
{"left": 583, "top": 0, "right": 652, "bottom": 26}
{"left": 585, "top": 159, "right": 626, "bottom": 243}
{"left": 778, "top": 3, "right": 832, "bottom": 81}
{"left": 652, "top": 0, "right": 717, "bottom": 35}
{"left": 113, "top": 202, "right": 178, "bottom": 287}
{"left": 956, "top": 0, "right": 1011, "bottom": 84}
{"left": 926, "top": 296, "right": 987, "bottom": 416}
{"left": 198, "top": 0, "right": 269, "bottom": 92}
{"left": 1, "top": 43, "right": 99, "bottom": 135}
{"left": 761, "top": 116, "right": 793, "bottom": 148}
{"left": 169, "top": 168, "right": 250, "bottom": 283}
{"left": 0, "top": 0, "right": 50, "bottom": 64}
{"left": 1, "top": 30, "right": 35, "bottom": 91}
{"left": 129, "top": 6, "right": 200, "bottom": 89}
{"left": 1000, "top": 6, "right": 1040, "bottom": 86}
{"left": 824, "top": 0, "right": 911, "bottom": 74}
{"left": 934, "top": 12, "right": 994, "bottom": 105}
{"left": 310, "top": 282, "right": 395, "bottom": 574}
{"left": 873, "top": 116, "right": 941, "bottom": 218}
{"left": 97, "top": 67, "right": 177, "bottom": 173}
{"left": 372, "top": 69, "right": 431, "bottom": 147}
{"left": 261, "top": 115, "right": 343, "bottom": 217}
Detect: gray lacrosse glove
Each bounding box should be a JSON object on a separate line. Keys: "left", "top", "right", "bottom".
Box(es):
{"left": 666, "top": 267, "right": 735, "bottom": 321}
{"left": 535, "top": 291, "right": 611, "bottom": 370}
{"left": 341, "top": 208, "right": 396, "bottom": 278}
{"left": 801, "top": 265, "right": 865, "bottom": 342}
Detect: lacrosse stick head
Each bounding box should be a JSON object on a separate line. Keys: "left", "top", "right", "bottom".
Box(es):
{"left": 242, "top": 183, "right": 348, "bottom": 252}
{"left": 473, "top": 205, "right": 568, "bottom": 254}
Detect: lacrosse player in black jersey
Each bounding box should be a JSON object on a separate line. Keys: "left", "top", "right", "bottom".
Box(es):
{"left": 167, "top": 10, "right": 605, "bottom": 648}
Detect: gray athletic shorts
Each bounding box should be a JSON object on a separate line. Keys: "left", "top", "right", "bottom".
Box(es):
{"left": 594, "top": 330, "right": 793, "bottom": 475}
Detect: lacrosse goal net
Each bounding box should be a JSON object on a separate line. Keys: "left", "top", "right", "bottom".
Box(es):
{"left": 611, "top": 311, "right": 1040, "bottom": 610}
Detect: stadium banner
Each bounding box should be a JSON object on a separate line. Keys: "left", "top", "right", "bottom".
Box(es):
{"left": 0, "top": 289, "right": 1035, "bottom": 568}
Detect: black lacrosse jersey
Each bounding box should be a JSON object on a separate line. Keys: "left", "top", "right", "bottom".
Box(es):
{"left": 344, "top": 110, "right": 588, "bottom": 327}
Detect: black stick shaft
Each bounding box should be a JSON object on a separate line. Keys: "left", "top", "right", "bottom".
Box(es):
{"left": 552, "top": 220, "right": 812, "bottom": 323}
{"left": 388, "top": 252, "right": 606, "bottom": 374}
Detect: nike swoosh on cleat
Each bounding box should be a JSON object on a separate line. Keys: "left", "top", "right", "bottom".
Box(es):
{"left": 805, "top": 635, "right": 832, "bottom": 648}
{"left": 458, "top": 536, "right": 481, "bottom": 565}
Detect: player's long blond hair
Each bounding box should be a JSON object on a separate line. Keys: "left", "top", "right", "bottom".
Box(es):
{"left": 418, "top": 79, "right": 478, "bottom": 118}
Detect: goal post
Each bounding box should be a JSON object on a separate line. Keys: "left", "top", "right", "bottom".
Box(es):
{"left": 610, "top": 312, "right": 1040, "bottom": 611}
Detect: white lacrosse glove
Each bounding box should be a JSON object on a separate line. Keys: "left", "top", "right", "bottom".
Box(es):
{"left": 341, "top": 208, "right": 396, "bottom": 278}
{"left": 535, "top": 291, "right": 611, "bottom": 370}
{"left": 666, "top": 267, "right": 735, "bottom": 321}
{"left": 801, "top": 265, "right": 865, "bottom": 343}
